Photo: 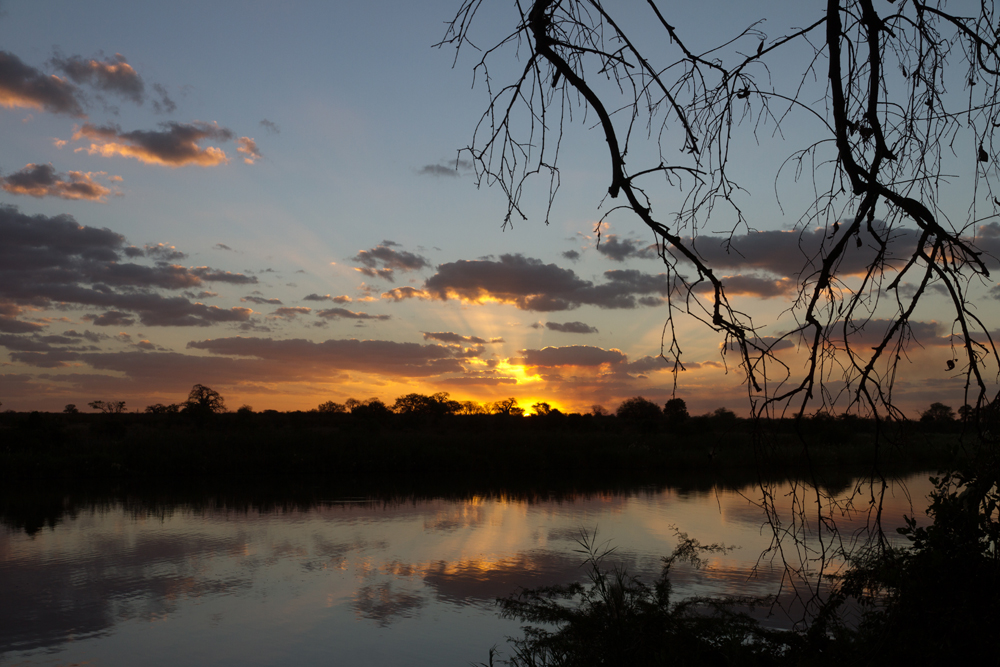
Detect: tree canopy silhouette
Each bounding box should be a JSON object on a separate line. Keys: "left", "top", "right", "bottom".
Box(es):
{"left": 439, "top": 0, "right": 1000, "bottom": 422}
{"left": 440, "top": 0, "right": 1000, "bottom": 630}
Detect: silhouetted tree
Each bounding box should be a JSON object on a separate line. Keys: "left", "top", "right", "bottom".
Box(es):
{"left": 458, "top": 400, "right": 488, "bottom": 415}
{"left": 490, "top": 397, "right": 525, "bottom": 416}
{"left": 145, "top": 403, "right": 180, "bottom": 415}
{"left": 183, "top": 384, "right": 226, "bottom": 416}
{"left": 662, "top": 398, "right": 689, "bottom": 425}
{"left": 531, "top": 401, "right": 553, "bottom": 416}
{"left": 920, "top": 402, "right": 956, "bottom": 424}
{"left": 615, "top": 396, "right": 662, "bottom": 421}
{"left": 317, "top": 400, "right": 347, "bottom": 413}
{"left": 63, "top": 404, "right": 79, "bottom": 414}
{"left": 393, "top": 392, "right": 461, "bottom": 417}
{"left": 89, "top": 400, "right": 126, "bottom": 414}
{"left": 442, "top": 0, "right": 1000, "bottom": 640}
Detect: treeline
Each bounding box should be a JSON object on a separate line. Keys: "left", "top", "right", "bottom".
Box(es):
{"left": 10, "top": 384, "right": 974, "bottom": 434}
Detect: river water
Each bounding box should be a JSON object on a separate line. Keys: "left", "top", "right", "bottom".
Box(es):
{"left": 0, "top": 473, "right": 935, "bottom": 666}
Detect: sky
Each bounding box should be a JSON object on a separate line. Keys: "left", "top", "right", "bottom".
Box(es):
{"left": 1, "top": 0, "right": 997, "bottom": 416}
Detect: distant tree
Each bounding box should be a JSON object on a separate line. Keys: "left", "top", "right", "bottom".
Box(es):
{"left": 183, "top": 384, "right": 226, "bottom": 416}
{"left": 490, "top": 397, "right": 525, "bottom": 417}
{"left": 959, "top": 405, "right": 975, "bottom": 423}
{"left": 531, "top": 401, "right": 553, "bottom": 416}
{"left": 348, "top": 397, "right": 392, "bottom": 419}
{"left": 663, "top": 398, "right": 689, "bottom": 425}
{"left": 616, "top": 396, "right": 662, "bottom": 421}
{"left": 237, "top": 404, "right": 254, "bottom": 415}
{"left": 920, "top": 402, "right": 956, "bottom": 424}
{"left": 393, "top": 392, "right": 461, "bottom": 417}
{"left": 89, "top": 400, "right": 126, "bottom": 414}
{"left": 63, "top": 404, "right": 79, "bottom": 414}
{"left": 145, "top": 403, "right": 180, "bottom": 415}
{"left": 317, "top": 400, "right": 347, "bottom": 413}
{"left": 589, "top": 405, "right": 609, "bottom": 417}
{"left": 458, "top": 400, "right": 488, "bottom": 415}
{"left": 710, "top": 407, "right": 738, "bottom": 424}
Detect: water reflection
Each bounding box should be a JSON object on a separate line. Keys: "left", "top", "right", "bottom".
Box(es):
{"left": 0, "top": 473, "right": 935, "bottom": 666}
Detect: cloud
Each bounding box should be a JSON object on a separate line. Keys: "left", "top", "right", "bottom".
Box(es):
{"left": 352, "top": 242, "right": 430, "bottom": 282}
{"left": 691, "top": 274, "right": 797, "bottom": 299}
{"left": 186, "top": 336, "right": 469, "bottom": 378}
{"left": 71, "top": 121, "right": 234, "bottom": 167}
{"left": 545, "top": 321, "right": 598, "bottom": 334}
{"left": 422, "top": 332, "right": 487, "bottom": 345}
{"left": 316, "top": 307, "right": 391, "bottom": 321}
{"left": 236, "top": 137, "right": 262, "bottom": 164}
{"left": 417, "top": 254, "right": 673, "bottom": 311}
{"left": 142, "top": 243, "right": 186, "bottom": 261}
{"left": 151, "top": 83, "right": 176, "bottom": 114}
{"left": 303, "top": 293, "right": 352, "bottom": 303}
{"left": 511, "top": 345, "right": 627, "bottom": 369}
{"left": 82, "top": 310, "right": 135, "bottom": 327}
{"left": 419, "top": 164, "right": 459, "bottom": 177}
{"left": 0, "top": 205, "right": 256, "bottom": 327}
{"left": 271, "top": 306, "right": 311, "bottom": 319}
{"left": 259, "top": 119, "right": 280, "bottom": 134}
{"left": 0, "top": 50, "right": 83, "bottom": 116}
{"left": 381, "top": 286, "right": 429, "bottom": 302}
{"left": 214, "top": 243, "right": 233, "bottom": 251}
{"left": 1, "top": 163, "right": 113, "bottom": 201}
{"left": 562, "top": 249, "right": 581, "bottom": 261}
{"left": 241, "top": 296, "right": 283, "bottom": 305}
{"left": 596, "top": 235, "right": 656, "bottom": 262}
{"left": 49, "top": 53, "right": 144, "bottom": 103}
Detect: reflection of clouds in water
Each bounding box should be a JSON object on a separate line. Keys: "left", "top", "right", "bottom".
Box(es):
{"left": 352, "top": 582, "right": 426, "bottom": 627}
{"left": 0, "top": 531, "right": 251, "bottom": 654}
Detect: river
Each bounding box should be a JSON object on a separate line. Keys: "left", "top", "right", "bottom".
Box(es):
{"left": 0, "top": 472, "right": 935, "bottom": 666}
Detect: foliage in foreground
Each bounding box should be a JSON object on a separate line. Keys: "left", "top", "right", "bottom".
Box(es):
{"left": 489, "top": 461, "right": 1000, "bottom": 666}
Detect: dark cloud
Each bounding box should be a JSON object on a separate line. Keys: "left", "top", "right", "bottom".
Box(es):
{"left": 627, "top": 355, "right": 669, "bottom": 373}
{"left": 259, "top": 119, "right": 280, "bottom": 134}
{"left": 0, "top": 205, "right": 255, "bottom": 327}
{"left": 241, "top": 296, "right": 283, "bottom": 305}
{"left": 416, "top": 254, "right": 672, "bottom": 311}
{"left": 0, "top": 50, "right": 84, "bottom": 116}
{"left": 271, "top": 307, "right": 311, "bottom": 319}
{"left": 214, "top": 243, "right": 233, "bottom": 251}
{"left": 511, "top": 345, "right": 627, "bottom": 368}
{"left": 0, "top": 316, "right": 45, "bottom": 334}
{"left": 562, "top": 249, "right": 581, "bottom": 261}
{"left": 545, "top": 321, "right": 598, "bottom": 334}
{"left": 352, "top": 242, "right": 430, "bottom": 283}
{"left": 691, "top": 274, "right": 796, "bottom": 299}
{"left": 596, "top": 235, "right": 656, "bottom": 262}
{"left": 82, "top": 310, "right": 135, "bottom": 327}
{"left": 303, "top": 293, "right": 352, "bottom": 303}
{"left": 186, "top": 337, "right": 469, "bottom": 377}
{"left": 72, "top": 121, "right": 234, "bottom": 167}
{"left": 49, "top": 53, "right": 144, "bottom": 103}
{"left": 422, "top": 332, "right": 487, "bottom": 345}
{"left": 418, "top": 164, "right": 459, "bottom": 177}
{"left": 316, "top": 307, "right": 391, "bottom": 321}
{"left": 151, "top": 83, "right": 176, "bottom": 114}
{"left": 142, "top": 243, "right": 186, "bottom": 261}
{"left": 1, "top": 163, "right": 113, "bottom": 201}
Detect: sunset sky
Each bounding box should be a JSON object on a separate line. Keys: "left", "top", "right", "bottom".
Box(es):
{"left": 1, "top": 0, "right": 996, "bottom": 416}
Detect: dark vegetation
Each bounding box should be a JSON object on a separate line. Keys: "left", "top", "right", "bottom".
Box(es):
{"left": 0, "top": 385, "right": 972, "bottom": 481}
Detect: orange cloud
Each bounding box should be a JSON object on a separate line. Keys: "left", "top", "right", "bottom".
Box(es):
{"left": 236, "top": 137, "right": 262, "bottom": 164}
{"left": 72, "top": 121, "right": 233, "bottom": 167}
{"left": 1, "top": 163, "right": 113, "bottom": 201}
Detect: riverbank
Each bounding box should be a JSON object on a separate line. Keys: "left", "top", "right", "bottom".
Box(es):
{"left": 1, "top": 410, "right": 972, "bottom": 481}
